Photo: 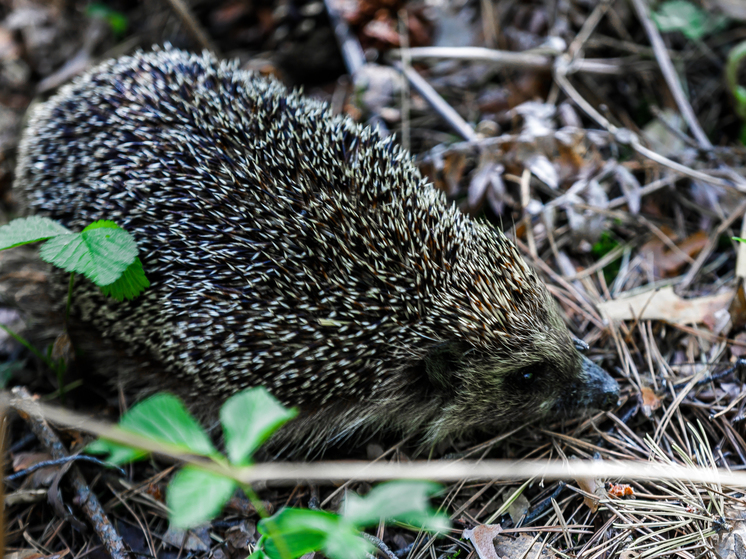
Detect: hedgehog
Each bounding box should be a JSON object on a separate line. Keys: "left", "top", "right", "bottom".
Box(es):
{"left": 13, "top": 45, "right": 619, "bottom": 453}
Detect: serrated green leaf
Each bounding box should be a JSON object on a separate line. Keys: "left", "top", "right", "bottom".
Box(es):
{"left": 39, "top": 227, "right": 137, "bottom": 287}
{"left": 119, "top": 393, "right": 217, "bottom": 457}
{"left": 343, "top": 481, "right": 449, "bottom": 533}
{"left": 167, "top": 466, "right": 237, "bottom": 528}
{"left": 258, "top": 508, "right": 360, "bottom": 559}
{"left": 100, "top": 257, "right": 150, "bottom": 301}
{"left": 85, "top": 438, "right": 148, "bottom": 464}
{"left": 323, "top": 525, "right": 373, "bottom": 559}
{"left": 0, "top": 216, "right": 70, "bottom": 250}
{"left": 221, "top": 388, "right": 297, "bottom": 465}
{"left": 82, "top": 220, "right": 121, "bottom": 232}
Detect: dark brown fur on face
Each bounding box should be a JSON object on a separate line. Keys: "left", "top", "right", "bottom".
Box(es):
{"left": 13, "top": 46, "right": 619, "bottom": 453}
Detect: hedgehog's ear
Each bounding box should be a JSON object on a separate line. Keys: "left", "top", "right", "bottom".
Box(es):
{"left": 423, "top": 341, "right": 464, "bottom": 390}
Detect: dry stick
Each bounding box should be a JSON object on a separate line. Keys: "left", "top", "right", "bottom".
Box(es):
{"left": 324, "top": 0, "right": 365, "bottom": 76}
{"left": 637, "top": 215, "right": 696, "bottom": 266}
{"left": 163, "top": 0, "right": 218, "bottom": 54}
{"left": 627, "top": 0, "right": 712, "bottom": 150}
{"left": 392, "top": 61, "right": 477, "bottom": 142}
{"left": 9, "top": 390, "right": 746, "bottom": 489}
{"left": 11, "top": 387, "right": 130, "bottom": 559}
{"left": 566, "top": 0, "right": 611, "bottom": 59}
{"left": 552, "top": 60, "right": 738, "bottom": 191}
{"left": 397, "top": 10, "right": 411, "bottom": 154}
{"left": 680, "top": 197, "right": 746, "bottom": 289}
{"left": 391, "top": 46, "right": 651, "bottom": 76}
{"left": 391, "top": 46, "right": 553, "bottom": 70}
{"left": 607, "top": 175, "right": 679, "bottom": 209}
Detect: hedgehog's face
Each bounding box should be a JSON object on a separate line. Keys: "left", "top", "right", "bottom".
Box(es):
{"left": 422, "top": 297, "right": 619, "bottom": 441}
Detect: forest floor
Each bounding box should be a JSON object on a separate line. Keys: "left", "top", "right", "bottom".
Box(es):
{"left": 2, "top": 0, "right": 746, "bottom": 558}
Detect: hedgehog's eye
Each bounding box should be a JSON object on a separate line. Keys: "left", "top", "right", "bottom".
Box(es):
{"left": 512, "top": 364, "right": 544, "bottom": 390}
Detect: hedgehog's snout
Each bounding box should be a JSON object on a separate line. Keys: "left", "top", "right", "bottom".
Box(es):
{"left": 554, "top": 355, "right": 619, "bottom": 415}
{"left": 578, "top": 355, "right": 619, "bottom": 410}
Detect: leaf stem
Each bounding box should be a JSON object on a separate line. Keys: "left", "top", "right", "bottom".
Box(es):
{"left": 242, "top": 483, "right": 293, "bottom": 559}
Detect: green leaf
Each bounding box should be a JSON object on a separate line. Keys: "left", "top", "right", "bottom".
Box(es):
{"left": 119, "top": 394, "right": 217, "bottom": 457}
{"left": 651, "top": 1, "right": 727, "bottom": 41}
{"left": 343, "top": 481, "right": 450, "bottom": 533}
{"left": 726, "top": 41, "right": 746, "bottom": 120}
{"left": 0, "top": 216, "right": 70, "bottom": 250}
{"left": 100, "top": 257, "right": 150, "bottom": 301}
{"left": 39, "top": 227, "right": 137, "bottom": 287}
{"left": 82, "top": 220, "right": 121, "bottom": 232}
{"left": 258, "top": 508, "right": 369, "bottom": 559}
{"left": 85, "top": 438, "right": 147, "bottom": 465}
{"left": 167, "top": 466, "right": 237, "bottom": 528}
{"left": 323, "top": 526, "right": 372, "bottom": 559}
{"left": 86, "top": 3, "right": 128, "bottom": 36}
{"left": 221, "top": 388, "right": 297, "bottom": 465}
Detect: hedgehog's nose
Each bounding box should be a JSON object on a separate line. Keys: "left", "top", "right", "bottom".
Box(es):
{"left": 580, "top": 355, "right": 620, "bottom": 410}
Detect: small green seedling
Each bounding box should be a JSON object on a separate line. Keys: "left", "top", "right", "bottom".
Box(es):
{"left": 651, "top": 1, "right": 728, "bottom": 41}
{"left": 0, "top": 216, "right": 150, "bottom": 392}
{"left": 726, "top": 41, "right": 746, "bottom": 145}
{"left": 88, "top": 387, "right": 449, "bottom": 558}
{"left": 0, "top": 216, "right": 149, "bottom": 305}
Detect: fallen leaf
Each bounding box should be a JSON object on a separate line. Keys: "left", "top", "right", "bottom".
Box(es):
{"left": 640, "top": 386, "right": 662, "bottom": 417}
{"left": 463, "top": 524, "right": 503, "bottom": 559}
{"left": 598, "top": 286, "right": 733, "bottom": 327}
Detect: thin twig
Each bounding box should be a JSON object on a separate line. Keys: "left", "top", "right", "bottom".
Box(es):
{"left": 627, "top": 0, "right": 712, "bottom": 150}
{"left": 679, "top": 198, "right": 746, "bottom": 289}
{"left": 7, "top": 390, "right": 746, "bottom": 487}
{"left": 392, "top": 61, "right": 477, "bottom": 142}
{"left": 324, "top": 0, "right": 366, "bottom": 76}
{"left": 163, "top": 0, "right": 218, "bottom": 54}
{"left": 11, "top": 387, "right": 130, "bottom": 559}
{"left": 553, "top": 60, "right": 736, "bottom": 190}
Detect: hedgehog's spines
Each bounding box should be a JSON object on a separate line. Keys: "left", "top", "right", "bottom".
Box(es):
{"left": 15, "top": 46, "right": 619, "bottom": 454}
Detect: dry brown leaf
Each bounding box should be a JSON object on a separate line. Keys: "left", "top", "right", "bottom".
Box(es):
{"left": 640, "top": 229, "right": 708, "bottom": 277}
{"left": 463, "top": 524, "right": 503, "bottom": 559}
{"left": 732, "top": 332, "right": 746, "bottom": 359}
{"left": 640, "top": 386, "right": 662, "bottom": 417}
{"left": 495, "top": 534, "right": 549, "bottom": 559}
{"left": 598, "top": 286, "right": 733, "bottom": 327}
{"left": 442, "top": 152, "right": 468, "bottom": 197}
{"left": 576, "top": 476, "right": 600, "bottom": 512}
{"left": 507, "top": 493, "right": 530, "bottom": 524}
{"left": 729, "top": 283, "right": 746, "bottom": 331}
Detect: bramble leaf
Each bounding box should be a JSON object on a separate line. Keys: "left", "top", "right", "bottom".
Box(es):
{"left": 39, "top": 227, "right": 137, "bottom": 287}
{"left": 0, "top": 216, "right": 70, "bottom": 250}
{"left": 85, "top": 437, "right": 147, "bottom": 465}
{"left": 167, "top": 466, "right": 237, "bottom": 528}
{"left": 343, "top": 481, "right": 449, "bottom": 533}
{"left": 258, "top": 508, "right": 370, "bottom": 559}
{"left": 100, "top": 257, "right": 150, "bottom": 301}
{"left": 221, "top": 388, "right": 297, "bottom": 465}
{"left": 119, "top": 394, "right": 217, "bottom": 457}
